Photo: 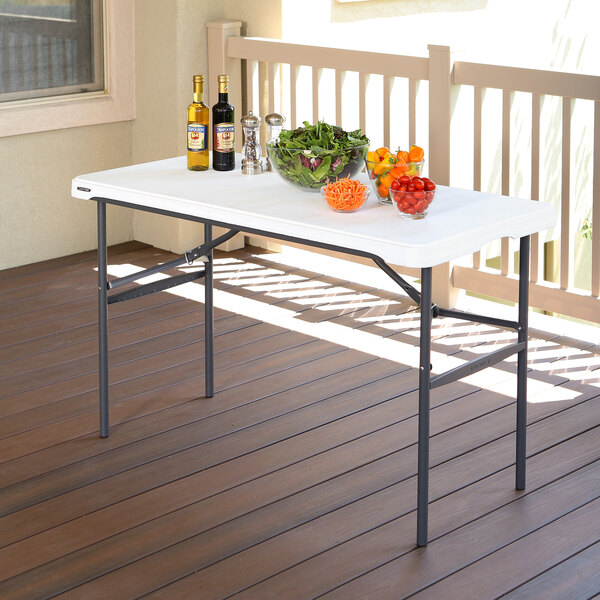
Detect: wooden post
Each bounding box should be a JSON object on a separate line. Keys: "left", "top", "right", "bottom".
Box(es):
{"left": 206, "top": 19, "right": 245, "bottom": 251}
{"left": 428, "top": 44, "right": 460, "bottom": 308}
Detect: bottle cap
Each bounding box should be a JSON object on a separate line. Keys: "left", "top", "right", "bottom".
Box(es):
{"left": 241, "top": 111, "right": 261, "bottom": 128}
{"left": 265, "top": 113, "right": 286, "bottom": 127}
{"left": 193, "top": 75, "right": 203, "bottom": 83}
{"left": 218, "top": 74, "right": 229, "bottom": 83}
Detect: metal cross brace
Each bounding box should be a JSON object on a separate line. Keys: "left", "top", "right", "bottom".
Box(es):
{"left": 104, "top": 228, "right": 241, "bottom": 304}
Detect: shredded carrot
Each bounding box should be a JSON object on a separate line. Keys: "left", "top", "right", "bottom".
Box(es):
{"left": 322, "top": 176, "right": 368, "bottom": 212}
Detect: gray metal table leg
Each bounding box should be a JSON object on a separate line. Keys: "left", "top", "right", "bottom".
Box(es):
{"left": 97, "top": 200, "right": 109, "bottom": 438}
{"left": 204, "top": 223, "right": 214, "bottom": 398}
{"left": 516, "top": 235, "right": 530, "bottom": 489}
{"left": 417, "top": 266, "right": 432, "bottom": 547}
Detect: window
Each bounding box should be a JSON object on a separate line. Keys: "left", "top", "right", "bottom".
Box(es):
{"left": 0, "top": 0, "right": 104, "bottom": 103}
{"left": 0, "top": 0, "right": 134, "bottom": 137}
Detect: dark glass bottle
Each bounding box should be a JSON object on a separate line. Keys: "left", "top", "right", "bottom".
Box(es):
{"left": 212, "top": 74, "right": 235, "bottom": 171}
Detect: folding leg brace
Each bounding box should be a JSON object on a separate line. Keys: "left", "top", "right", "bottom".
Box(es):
{"left": 371, "top": 237, "right": 530, "bottom": 547}
{"left": 96, "top": 197, "right": 239, "bottom": 437}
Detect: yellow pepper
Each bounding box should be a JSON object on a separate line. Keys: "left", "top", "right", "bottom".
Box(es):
{"left": 373, "top": 155, "right": 395, "bottom": 175}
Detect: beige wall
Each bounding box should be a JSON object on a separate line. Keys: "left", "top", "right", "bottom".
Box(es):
{"left": 0, "top": 122, "right": 133, "bottom": 271}
{"left": 1, "top": 0, "right": 282, "bottom": 271}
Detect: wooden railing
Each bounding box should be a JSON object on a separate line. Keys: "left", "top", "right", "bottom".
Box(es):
{"left": 207, "top": 20, "right": 600, "bottom": 325}
{"left": 451, "top": 61, "right": 600, "bottom": 324}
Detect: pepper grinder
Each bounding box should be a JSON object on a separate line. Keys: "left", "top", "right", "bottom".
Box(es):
{"left": 264, "top": 112, "right": 286, "bottom": 172}
{"left": 241, "top": 111, "right": 263, "bottom": 174}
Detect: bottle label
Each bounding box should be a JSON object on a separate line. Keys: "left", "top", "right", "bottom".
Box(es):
{"left": 214, "top": 123, "right": 235, "bottom": 152}
{"left": 187, "top": 124, "right": 207, "bottom": 151}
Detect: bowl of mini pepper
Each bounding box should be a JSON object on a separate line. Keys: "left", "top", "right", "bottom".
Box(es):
{"left": 365, "top": 145, "right": 425, "bottom": 204}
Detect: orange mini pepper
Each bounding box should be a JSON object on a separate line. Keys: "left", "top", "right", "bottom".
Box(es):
{"left": 390, "top": 161, "right": 408, "bottom": 178}
{"left": 377, "top": 183, "right": 389, "bottom": 198}
{"left": 380, "top": 172, "right": 395, "bottom": 188}
{"left": 408, "top": 145, "right": 425, "bottom": 163}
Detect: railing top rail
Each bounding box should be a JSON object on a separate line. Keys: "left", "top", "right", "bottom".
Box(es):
{"left": 454, "top": 60, "right": 600, "bottom": 101}
{"left": 227, "top": 36, "right": 430, "bottom": 80}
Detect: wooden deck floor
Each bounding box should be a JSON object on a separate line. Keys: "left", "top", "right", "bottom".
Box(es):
{"left": 1, "top": 241, "right": 600, "bottom": 600}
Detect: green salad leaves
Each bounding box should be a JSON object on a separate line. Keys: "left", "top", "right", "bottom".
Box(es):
{"left": 267, "top": 121, "right": 369, "bottom": 190}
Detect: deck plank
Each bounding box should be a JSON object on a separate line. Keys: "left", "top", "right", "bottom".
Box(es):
{"left": 142, "top": 422, "right": 600, "bottom": 600}
{"left": 500, "top": 540, "right": 600, "bottom": 600}
{"left": 0, "top": 243, "right": 598, "bottom": 600}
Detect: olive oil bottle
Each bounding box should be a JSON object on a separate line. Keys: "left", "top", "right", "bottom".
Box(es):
{"left": 212, "top": 74, "right": 235, "bottom": 171}
{"left": 187, "top": 75, "right": 209, "bottom": 171}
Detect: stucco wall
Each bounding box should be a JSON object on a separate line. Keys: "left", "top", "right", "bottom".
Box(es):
{"left": 0, "top": 122, "right": 134, "bottom": 271}
{"left": 1, "top": 0, "right": 282, "bottom": 271}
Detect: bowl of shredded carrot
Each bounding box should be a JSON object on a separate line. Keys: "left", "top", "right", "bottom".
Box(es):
{"left": 320, "top": 177, "right": 370, "bottom": 212}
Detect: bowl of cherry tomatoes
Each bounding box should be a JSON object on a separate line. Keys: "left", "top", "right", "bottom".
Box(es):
{"left": 365, "top": 145, "right": 425, "bottom": 204}
{"left": 390, "top": 174, "right": 437, "bottom": 219}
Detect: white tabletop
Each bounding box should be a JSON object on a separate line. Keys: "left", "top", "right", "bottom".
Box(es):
{"left": 72, "top": 155, "right": 556, "bottom": 269}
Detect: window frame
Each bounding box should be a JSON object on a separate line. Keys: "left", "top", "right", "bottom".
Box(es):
{"left": 0, "top": 0, "right": 134, "bottom": 137}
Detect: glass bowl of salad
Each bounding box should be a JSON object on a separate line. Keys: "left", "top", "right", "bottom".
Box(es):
{"left": 266, "top": 121, "right": 369, "bottom": 192}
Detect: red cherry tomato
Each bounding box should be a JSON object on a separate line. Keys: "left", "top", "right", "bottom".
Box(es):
{"left": 390, "top": 179, "right": 401, "bottom": 192}
{"left": 426, "top": 191, "right": 435, "bottom": 202}
{"left": 413, "top": 190, "right": 425, "bottom": 200}
{"left": 424, "top": 180, "right": 436, "bottom": 191}
{"left": 413, "top": 179, "right": 425, "bottom": 190}
{"left": 415, "top": 200, "right": 428, "bottom": 213}
{"left": 406, "top": 183, "right": 415, "bottom": 192}
{"left": 399, "top": 175, "right": 411, "bottom": 185}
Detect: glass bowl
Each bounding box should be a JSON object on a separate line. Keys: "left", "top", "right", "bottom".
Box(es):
{"left": 390, "top": 187, "right": 436, "bottom": 219}
{"left": 320, "top": 184, "right": 370, "bottom": 213}
{"left": 266, "top": 141, "right": 369, "bottom": 192}
{"left": 365, "top": 158, "right": 424, "bottom": 204}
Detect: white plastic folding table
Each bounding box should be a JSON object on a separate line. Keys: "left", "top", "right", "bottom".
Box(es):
{"left": 72, "top": 155, "right": 556, "bottom": 546}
